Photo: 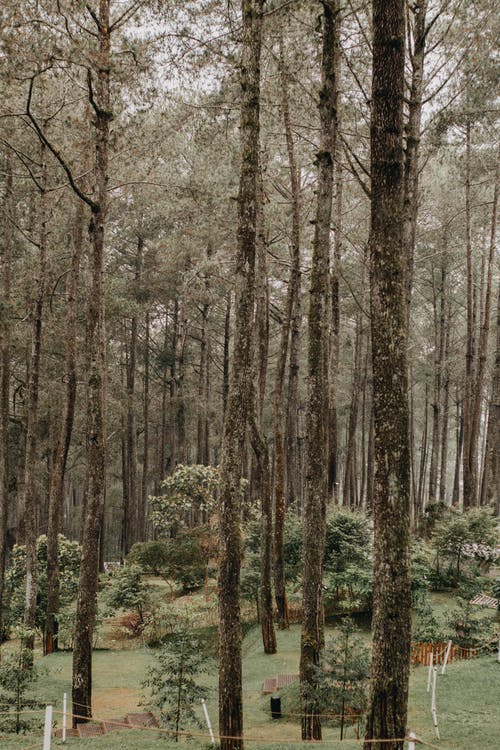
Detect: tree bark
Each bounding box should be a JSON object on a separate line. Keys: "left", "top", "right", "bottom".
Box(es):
{"left": 22, "top": 152, "right": 48, "bottom": 654}
{"left": 479, "top": 280, "right": 499, "bottom": 512}
{"left": 468, "top": 143, "right": 499, "bottom": 507}
{"left": 140, "top": 310, "right": 150, "bottom": 538}
{"left": 364, "top": 1, "right": 412, "bottom": 748}
{"left": 45, "top": 200, "right": 83, "bottom": 655}
{"left": 72, "top": 0, "right": 111, "bottom": 724}
{"left": 428, "top": 263, "right": 446, "bottom": 505}
{"left": 403, "top": 0, "right": 428, "bottom": 319}
{"left": 300, "top": 1, "right": 338, "bottom": 740}
{"left": 218, "top": 3, "right": 263, "bottom": 749}
{"left": 273, "top": 35, "right": 302, "bottom": 630}
{"left": 0, "top": 151, "right": 13, "bottom": 640}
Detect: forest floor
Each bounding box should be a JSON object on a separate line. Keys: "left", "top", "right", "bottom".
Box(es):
{"left": 1, "top": 591, "right": 499, "bottom": 749}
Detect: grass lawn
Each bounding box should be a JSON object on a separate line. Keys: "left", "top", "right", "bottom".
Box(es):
{"left": 1, "top": 614, "right": 498, "bottom": 749}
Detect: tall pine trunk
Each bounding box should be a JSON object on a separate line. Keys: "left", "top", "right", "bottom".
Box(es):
{"left": 273, "top": 35, "right": 302, "bottom": 630}
{"left": 22, "top": 152, "right": 48, "bottom": 654}
{"left": 218, "top": 3, "right": 263, "bottom": 749}
{"left": 364, "top": 1, "right": 412, "bottom": 748}
{"left": 45, "top": 200, "right": 83, "bottom": 654}
{"left": 300, "top": 1, "right": 337, "bottom": 740}
{"left": 72, "top": 0, "right": 111, "bottom": 723}
{"left": 0, "top": 151, "right": 13, "bottom": 640}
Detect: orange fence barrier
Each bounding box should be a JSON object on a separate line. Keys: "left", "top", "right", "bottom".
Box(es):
{"left": 411, "top": 641, "right": 476, "bottom": 666}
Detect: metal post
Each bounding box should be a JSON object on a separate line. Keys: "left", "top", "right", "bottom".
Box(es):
{"left": 201, "top": 699, "right": 215, "bottom": 745}
{"left": 408, "top": 731, "right": 417, "bottom": 750}
{"left": 431, "top": 666, "right": 437, "bottom": 711}
{"left": 43, "top": 705, "right": 53, "bottom": 750}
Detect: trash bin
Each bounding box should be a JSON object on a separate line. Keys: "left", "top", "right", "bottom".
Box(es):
{"left": 270, "top": 694, "right": 281, "bottom": 719}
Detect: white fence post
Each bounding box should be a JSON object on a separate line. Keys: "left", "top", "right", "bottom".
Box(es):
{"left": 408, "top": 731, "right": 417, "bottom": 749}
{"left": 43, "top": 705, "right": 53, "bottom": 750}
{"left": 441, "top": 639, "right": 452, "bottom": 674}
{"left": 431, "top": 708, "right": 440, "bottom": 740}
{"left": 201, "top": 699, "right": 215, "bottom": 745}
{"left": 426, "top": 650, "right": 433, "bottom": 692}
{"left": 62, "top": 692, "right": 67, "bottom": 743}
{"left": 431, "top": 666, "right": 437, "bottom": 711}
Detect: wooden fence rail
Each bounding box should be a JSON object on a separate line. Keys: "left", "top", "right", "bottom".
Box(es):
{"left": 411, "top": 641, "right": 476, "bottom": 666}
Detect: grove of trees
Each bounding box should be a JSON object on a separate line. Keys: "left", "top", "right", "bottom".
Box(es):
{"left": 0, "top": 1, "right": 498, "bottom": 749}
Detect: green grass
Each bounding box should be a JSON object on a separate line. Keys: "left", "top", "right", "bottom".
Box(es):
{"left": 1, "top": 600, "right": 498, "bottom": 749}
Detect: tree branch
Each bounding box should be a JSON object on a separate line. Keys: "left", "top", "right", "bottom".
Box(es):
{"left": 26, "top": 75, "right": 98, "bottom": 212}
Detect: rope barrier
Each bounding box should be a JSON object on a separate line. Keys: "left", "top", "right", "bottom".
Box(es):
{"left": 50, "top": 709, "right": 447, "bottom": 747}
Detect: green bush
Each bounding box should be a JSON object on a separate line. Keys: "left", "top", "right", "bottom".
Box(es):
{"left": 128, "top": 541, "right": 172, "bottom": 575}
{"left": 2, "top": 535, "right": 81, "bottom": 638}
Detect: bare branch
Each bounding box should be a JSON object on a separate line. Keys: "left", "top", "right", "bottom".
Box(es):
{"left": 109, "top": 0, "right": 148, "bottom": 33}
{"left": 25, "top": 76, "right": 98, "bottom": 212}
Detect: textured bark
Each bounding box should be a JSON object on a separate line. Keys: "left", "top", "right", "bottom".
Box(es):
{"left": 0, "top": 151, "right": 13, "bottom": 640}
{"left": 140, "top": 310, "right": 150, "bottom": 538}
{"left": 273, "top": 35, "right": 302, "bottom": 630}
{"left": 222, "top": 292, "right": 231, "bottom": 419}
{"left": 327, "top": 4, "right": 342, "bottom": 505}
{"left": 22, "top": 153, "right": 48, "bottom": 653}
{"left": 403, "top": 0, "right": 428, "bottom": 318}
{"left": 462, "top": 121, "right": 476, "bottom": 508}
{"left": 343, "top": 283, "right": 367, "bottom": 509}
{"left": 158, "top": 308, "right": 170, "bottom": 488}
{"left": 364, "top": 1, "right": 412, "bottom": 748}
{"left": 72, "top": 0, "right": 111, "bottom": 723}
{"left": 171, "top": 298, "right": 188, "bottom": 466}
{"left": 468, "top": 143, "right": 499, "bottom": 507}
{"left": 428, "top": 263, "right": 446, "bottom": 504}
{"left": 285, "top": 269, "right": 302, "bottom": 513}
{"left": 479, "top": 281, "right": 499, "bottom": 511}
{"left": 451, "top": 394, "right": 463, "bottom": 507}
{"left": 249, "top": 408, "right": 276, "bottom": 655}
{"left": 300, "top": 1, "right": 337, "bottom": 740}
{"left": 439, "top": 310, "right": 451, "bottom": 505}
{"left": 122, "top": 236, "right": 143, "bottom": 554}
{"left": 196, "top": 297, "right": 210, "bottom": 465}
{"left": 45, "top": 200, "right": 83, "bottom": 655}
{"left": 218, "top": 3, "right": 263, "bottom": 749}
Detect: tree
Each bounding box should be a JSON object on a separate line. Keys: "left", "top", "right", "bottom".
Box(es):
{"left": 363, "top": 1, "right": 412, "bottom": 748}
{"left": 142, "top": 629, "right": 209, "bottom": 740}
{"left": 321, "top": 619, "right": 370, "bottom": 740}
{"left": 300, "top": 1, "right": 338, "bottom": 741}
{"left": 218, "top": 2, "right": 264, "bottom": 748}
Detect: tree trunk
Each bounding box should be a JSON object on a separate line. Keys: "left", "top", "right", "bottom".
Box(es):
{"left": 171, "top": 298, "right": 188, "bottom": 466}
{"left": 218, "top": 4, "right": 263, "bottom": 749}
{"left": 468, "top": 143, "right": 499, "bottom": 507}
{"left": 22, "top": 152, "right": 48, "bottom": 654}
{"left": 140, "top": 310, "right": 150, "bottom": 538}
{"left": 462, "top": 120, "right": 476, "bottom": 508}
{"left": 72, "top": 1, "right": 111, "bottom": 724}
{"left": 300, "top": 1, "right": 338, "bottom": 740}
{"left": 328, "top": 10, "right": 342, "bottom": 505}
{"left": 122, "top": 237, "right": 143, "bottom": 554}
{"left": 273, "top": 35, "right": 302, "bottom": 630}
{"left": 403, "top": 0, "right": 428, "bottom": 318}
{"left": 157, "top": 308, "right": 170, "bottom": 490}
{"left": 0, "top": 151, "right": 13, "bottom": 640}
{"left": 479, "top": 280, "right": 499, "bottom": 512}
{"left": 439, "top": 308, "right": 451, "bottom": 505}
{"left": 45, "top": 200, "right": 83, "bottom": 655}
{"left": 222, "top": 291, "right": 231, "bottom": 419}
{"left": 428, "top": 263, "right": 446, "bottom": 505}
{"left": 364, "top": 1, "right": 412, "bottom": 748}
{"left": 451, "top": 394, "right": 463, "bottom": 507}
